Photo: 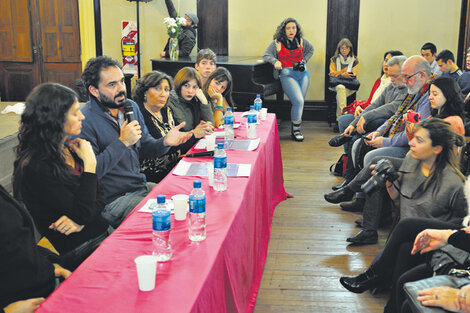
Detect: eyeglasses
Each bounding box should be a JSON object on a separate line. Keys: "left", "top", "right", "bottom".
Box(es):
{"left": 403, "top": 71, "right": 420, "bottom": 81}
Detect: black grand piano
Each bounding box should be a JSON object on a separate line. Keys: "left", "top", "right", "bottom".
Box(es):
{"left": 151, "top": 56, "right": 284, "bottom": 110}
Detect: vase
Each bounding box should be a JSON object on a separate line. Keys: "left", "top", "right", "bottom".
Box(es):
{"left": 169, "top": 37, "right": 178, "bottom": 60}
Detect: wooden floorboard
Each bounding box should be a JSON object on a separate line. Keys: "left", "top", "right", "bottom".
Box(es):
{"left": 253, "top": 120, "right": 389, "bottom": 313}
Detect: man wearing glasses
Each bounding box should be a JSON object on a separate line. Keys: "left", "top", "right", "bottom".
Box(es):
{"left": 360, "top": 55, "right": 433, "bottom": 166}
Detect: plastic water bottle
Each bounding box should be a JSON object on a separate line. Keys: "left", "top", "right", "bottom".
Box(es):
{"left": 213, "top": 142, "right": 227, "bottom": 191}
{"left": 224, "top": 107, "right": 234, "bottom": 141}
{"left": 188, "top": 180, "right": 206, "bottom": 241}
{"left": 254, "top": 94, "right": 262, "bottom": 112}
{"left": 152, "top": 195, "right": 172, "bottom": 261}
{"left": 247, "top": 105, "right": 257, "bottom": 139}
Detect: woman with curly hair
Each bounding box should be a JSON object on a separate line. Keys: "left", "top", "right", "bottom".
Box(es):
{"left": 132, "top": 71, "right": 181, "bottom": 183}
{"left": 201, "top": 67, "right": 235, "bottom": 127}
{"left": 263, "top": 17, "right": 314, "bottom": 141}
{"left": 13, "top": 83, "right": 110, "bottom": 271}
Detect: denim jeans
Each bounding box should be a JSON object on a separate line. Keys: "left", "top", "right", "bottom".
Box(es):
{"left": 102, "top": 182, "right": 156, "bottom": 228}
{"left": 279, "top": 68, "right": 310, "bottom": 122}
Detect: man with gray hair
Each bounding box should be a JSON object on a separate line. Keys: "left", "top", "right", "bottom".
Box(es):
{"left": 362, "top": 55, "right": 434, "bottom": 166}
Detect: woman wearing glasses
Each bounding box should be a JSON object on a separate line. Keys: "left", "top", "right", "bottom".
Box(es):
{"left": 132, "top": 71, "right": 183, "bottom": 183}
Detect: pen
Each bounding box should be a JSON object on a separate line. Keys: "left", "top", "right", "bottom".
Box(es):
{"left": 181, "top": 151, "right": 215, "bottom": 157}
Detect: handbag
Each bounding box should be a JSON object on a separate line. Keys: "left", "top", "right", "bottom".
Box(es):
{"left": 404, "top": 274, "right": 470, "bottom": 313}
{"left": 329, "top": 153, "right": 348, "bottom": 177}
{"left": 329, "top": 76, "right": 361, "bottom": 91}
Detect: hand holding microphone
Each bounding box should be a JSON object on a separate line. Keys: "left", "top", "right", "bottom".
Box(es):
{"left": 119, "top": 101, "right": 142, "bottom": 147}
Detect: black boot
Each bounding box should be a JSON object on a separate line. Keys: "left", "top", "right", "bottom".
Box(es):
{"left": 324, "top": 187, "right": 354, "bottom": 203}
{"left": 291, "top": 122, "right": 304, "bottom": 141}
{"left": 340, "top": 197, "right": 365, "bottom": 212}
{"left": 328, "top": 134, "right": 352, "bottom": 147}
{"left": 339, "top": 268, "right": 380, "bottom": 294}
{"left": 332, "top": 179, "right": 351, "bottom": 191}
{"left": 346, "top": 229, "right": 378, "bottom": 245}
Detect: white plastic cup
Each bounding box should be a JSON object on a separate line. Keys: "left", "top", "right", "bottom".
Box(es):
{"left": 207, "top": 163, "right": 214, "bottom": 187}
{"left": 134, "top": 255, "right": 158, "bottom": 291}
{"left": 205, "top": 134, "right": 216, "bottom": 151}
{"left": 171, "top": 194, "right": 189, "bottom": 221}
{"left": 260, "top": 108, "right": 268, "bottom": 120}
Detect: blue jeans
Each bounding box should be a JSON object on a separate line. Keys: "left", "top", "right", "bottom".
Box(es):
{"left": 102, "top": 182, "right": 156, "bottom": 228}
{"left": 338, "top": 114, "right": 355, "bottom": 153}
{"left": 279, "top": 68, "right": 310, "bottom": 122}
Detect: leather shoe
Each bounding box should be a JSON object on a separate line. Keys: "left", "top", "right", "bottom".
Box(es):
{"left": 340, "top": 197, "right": 365, "bottom": 212}
{"left": 332, "top": 179, "right": 350, "bottom": 191}
{"left": 328, "top": 134, "right": 352, "bottom": 147}
{"left": 339, "top": 269, "right": 380, "bottom": 294}
{"left": 346, "top": 229, "right": 378, "bottom": 245}
{"left": 324, "top": 187, "right": 354, "bottom": 204}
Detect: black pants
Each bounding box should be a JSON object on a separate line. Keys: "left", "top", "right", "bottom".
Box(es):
{"left": 368, "top": 217, "right": 462, "bottom": 313}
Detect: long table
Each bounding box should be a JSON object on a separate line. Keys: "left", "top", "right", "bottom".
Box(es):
{"left": 36, "top": 112, "right": 287, "bottom": 313}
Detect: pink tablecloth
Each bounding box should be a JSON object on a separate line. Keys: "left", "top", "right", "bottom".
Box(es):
{"left": 36, "top": 112, "right": 287, "bottom": 313}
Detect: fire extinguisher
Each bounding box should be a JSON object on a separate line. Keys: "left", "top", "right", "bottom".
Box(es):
{"left": 121, "top": 34, "right": 136, "bottom": 65}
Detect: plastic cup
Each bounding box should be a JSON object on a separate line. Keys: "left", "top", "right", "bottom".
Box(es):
{"left": 207, "top": 163, "right": 214, "bottom": 187}
{"left": 205, "top": 134, "right": 216, "bottom": 151}
{"left": 172, "top": 194, "right": 189, "bottom": 221}
{"left": 134, "top": 255, "right": 158, "bottom": 291}
{"left": 260, "top": 108, "right": 268, "bottom": 120}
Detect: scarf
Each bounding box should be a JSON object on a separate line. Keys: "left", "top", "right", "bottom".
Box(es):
{"left": 383, "top": 74, "right": 436, "bottom": 137}
{"left": 336, "top": 55, "right": 354, "bottom": 73}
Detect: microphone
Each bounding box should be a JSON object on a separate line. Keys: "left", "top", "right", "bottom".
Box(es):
{"left": 123, "top": 100, "right": 135, "bottom": 123}
{"left": 123, "top": 100, "right": 140, "bottom": 149}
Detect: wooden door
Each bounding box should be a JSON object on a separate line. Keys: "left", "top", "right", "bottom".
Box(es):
{"left": 0, "top": 0, "right": 81, "bottom": 101}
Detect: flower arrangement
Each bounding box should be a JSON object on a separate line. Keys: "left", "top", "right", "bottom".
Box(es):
{"left": 163, "top": 17, "right": 187, "bottom": 39}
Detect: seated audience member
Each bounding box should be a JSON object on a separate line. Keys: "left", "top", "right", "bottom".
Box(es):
{"left": 79, "top": 56, "right": 191, "bottom": 228}
{"left": 201, "top": 67, "right": 235, "bottom": 127}
{"left": 1, "top": 183, "right": 71, "bottom": 312}
{"left": 359, "top": 55, "right": 434, "bottom": 168}
{"left": 407, "top": 227, "right": 470, "bottom": 313}
{"left": 160, "top": 0, "right": 197, "bottom": 58}
{"left": 195, "top": 48, "right": 217, "bottom": 85}
{"left": 328, "top": 38, "right": 359, "bottom": 122}
{"left": 132, "top": 71, "right": 182, "bottom": 183}
{"left": 330, "top": 55, "right": 408, "bottom": 190}
{"left": 326, "top": 76, "right": 466, "bottom": 220}
{"left": 347, "top": 118, "right": 466, "bottom": 245}
{"left": 421, "top": 42, "right": 442, "bottom": 76}
{"left": 339, "top": 213, "right": 469, "bottom": 313}
{"left": 337, "top": 50, "right": 403, "bottom": 136}
{"left": 436, "top": 49, "right": 470, "bottom": 95}
{"left": 263, "top": 17, "right": 314, "bottom": 142}
{"left": 167, "top": 67, "right": 215, "bottom": 152}
{"left": 13, "top": 83, "right": 111, "bottom": 270}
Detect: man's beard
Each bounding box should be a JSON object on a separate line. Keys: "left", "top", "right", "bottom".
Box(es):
{"left": 407, "top": 80, "right": 424, "bottom": 95}
{"left": 97, "top": 90, "right": 127, "bottom": 108}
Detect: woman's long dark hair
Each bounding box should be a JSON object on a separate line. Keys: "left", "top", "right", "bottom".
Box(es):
{"left": 414, "top": 118, "right": 465, "bottom": 199}
{"left": 201, "top": 67, "right": 234, "bottom": 109}
{"left": 430, "top": 76, "right": 465, "bottom": 119}
{"left": 273, "top": 18, "right": 303, "bottom": 43}
{"left": 13, "top": 83, "right": 78, "bottom": 199}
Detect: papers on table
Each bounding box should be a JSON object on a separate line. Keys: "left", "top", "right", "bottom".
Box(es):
{"left": 217, "top": 123, "right": 241, "bottom": 129}
{"left": 195, "top": 138, "right": 260, "bottom": 151}
{"left": 173, "top": 161, "right": 251, "bottom": 177}
{"left": 138, "top": 199, "right": 174, "bottom": 213}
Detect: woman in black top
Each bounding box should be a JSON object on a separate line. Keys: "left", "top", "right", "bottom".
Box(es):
{"left": 132, "top": 71, "right": 181, "bottom": 183}
{"left": 13, "top": 83, "right": 110, "bottom": 271}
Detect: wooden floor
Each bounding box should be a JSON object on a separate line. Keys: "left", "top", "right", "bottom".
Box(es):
{"left": 253, "top": 120, "right": 390, "bottom": 313}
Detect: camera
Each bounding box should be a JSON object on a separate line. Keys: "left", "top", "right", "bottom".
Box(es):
{"left": 361, "top": 159, "right": 399, "bottom": 194}
{"left": 407, "top": 111, "right": 421, "bottom": 123}
{"left": 293, "top": 60, "right": 306, "bottom": 72}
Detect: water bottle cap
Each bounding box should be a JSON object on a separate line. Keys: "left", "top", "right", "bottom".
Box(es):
{"left": 157, "top": 194, "right": 166, "bottom": 203}
{"left": 256, "top": 94, "right": 261, "bottom": 98}
{"left": 217, "top": 142, "right": 224, "bottom": 149}
{"left": 226, "top": 107, "right": 232, "bottom": 111}
{"left": 193, "top": 180, "right": 202, "bottom": 188}
{"left": 250, "top": 105, "right": 255, "bottom": 110}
